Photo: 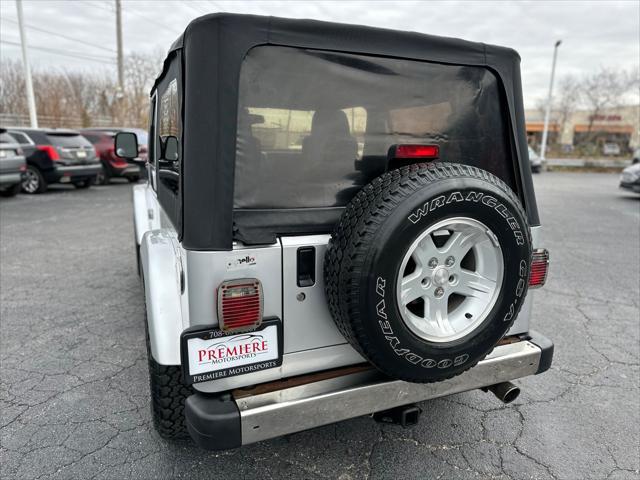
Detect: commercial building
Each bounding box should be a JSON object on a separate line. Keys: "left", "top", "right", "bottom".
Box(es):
{"left": 525, "top": 105, "right": 639, "bottom": 155}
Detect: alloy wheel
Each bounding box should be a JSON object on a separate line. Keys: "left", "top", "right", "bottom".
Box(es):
{"left": 396, "top": 217, "right": 504, "bottom": 343}
{"left": 22, "top": 168, "right": 40, "bottom": 194}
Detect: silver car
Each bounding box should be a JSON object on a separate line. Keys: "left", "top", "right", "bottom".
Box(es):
{"left": 620, "top": 162, "right": 640, "bottom": 194}
{"left": 0, "top": 129, "right": 26, "bottom": 197}
{"left": 529, "top": 146, "right": 542, "bottom": 173}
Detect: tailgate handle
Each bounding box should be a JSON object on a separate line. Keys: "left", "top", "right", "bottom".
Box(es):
{"left": 296, "top": 247, "right": 316, "bottom": 287}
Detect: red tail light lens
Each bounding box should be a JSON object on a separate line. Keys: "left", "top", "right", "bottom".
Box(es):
{"left": 217, "top": 279, "right": 263, "bottom": 332}
{"left": 394, "top": 144, "right": 440, "bottom": 159}
{"left": 37, "top": 145, "right": 60, "bottom": 161}
{"left": 529, "top": 249, "right": 549, "bottom": 288}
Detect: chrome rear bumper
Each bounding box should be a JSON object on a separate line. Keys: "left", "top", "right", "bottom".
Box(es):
{"left": 185, "top": 332, "right": 553, "bottom": 450}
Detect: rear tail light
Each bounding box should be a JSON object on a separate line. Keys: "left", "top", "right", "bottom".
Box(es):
{"left": 217, "top": 279, "right": 263, "bottom": 332}
{"left": 37, "top": 145, "right": 60, "bottom": 161}
{"left": 393, "top": 144, "right": 440, "bottom": 159}
{"left": 529, "top": 249, "right": 549, "bottom": 288}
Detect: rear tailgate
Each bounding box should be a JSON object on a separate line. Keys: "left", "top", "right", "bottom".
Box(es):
{"left": 46, "top": 133, "right": 97, "bottom": 163}
{"left": 0, "top": 133, "right": 25, "bottom": 173}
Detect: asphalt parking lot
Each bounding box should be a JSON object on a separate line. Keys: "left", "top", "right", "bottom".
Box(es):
{"left": 1, "top": 172, "right": 639, "bottom": 480}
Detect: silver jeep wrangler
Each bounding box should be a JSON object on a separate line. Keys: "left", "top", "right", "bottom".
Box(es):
{"left": 116, "top": 13, "right": 552, "bottom": 450}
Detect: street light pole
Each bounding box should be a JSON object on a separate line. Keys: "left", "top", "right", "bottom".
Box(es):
{"left": 115, "top": 0, "right": 124, "bottom": 93}
{"left": 540, "top": 40, "right": 562, "bottom": 162}
{"left": 15, "top": 0, "right": 38, "bottom": 128}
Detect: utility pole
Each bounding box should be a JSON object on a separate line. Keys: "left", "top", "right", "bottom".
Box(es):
{"left": 115, "top": 0, "right": 124, "bottom": 93}
{"left": 15, "top": 0, "right": 38, "bottom": 127}
{"left": 540, "top": 40, "right": 562, "bottom": 162}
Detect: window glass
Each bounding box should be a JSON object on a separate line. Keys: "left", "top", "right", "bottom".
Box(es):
{"left": 81, "top": 133, "right": 101, "bottom": 144}
{"left": 46, "top": 134, "right": 92, "bottom": 148}
{"left": 158, "top": 79, "right": 179, "bottom": 192}
{"left": 148, "top": 96, "right": 157, "bottom": 169}
{"left": 9, "top": 132, "right": 29, "bottom": 144}
{"left": 159, "top": 79, "right": 179, "bottom": 138}
{"left": 248, "top": 107, "right": 366, "bottom": 157}
{"left": 235, "top": 46, "right": 513, "bottom": 209}
{"left": 389, "top": 103, "right": 452, "bottom": 137}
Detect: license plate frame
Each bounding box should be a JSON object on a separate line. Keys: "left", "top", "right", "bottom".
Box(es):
{"left": 180, "top": 318, "right": 283, "bottom": 385}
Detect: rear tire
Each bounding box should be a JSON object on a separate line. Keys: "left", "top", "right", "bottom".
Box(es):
{"left": 21, "top": 166, "right": 47, "bottom": 194}
{"left": 147, "top": 355, "right": 193, "bottom": 439}
{"left": 128, "top": 175, "right": 140, "bottom": 183}
{"left": 96, "top": 169, "right": 110, "bottom": 185}
{"left": 143, "top": 292, "right": 192, "bottom": 439}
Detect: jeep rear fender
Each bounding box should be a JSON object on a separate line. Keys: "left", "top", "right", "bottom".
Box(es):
{"left": 141, "top": 229, "right": 186, "bottom": 365}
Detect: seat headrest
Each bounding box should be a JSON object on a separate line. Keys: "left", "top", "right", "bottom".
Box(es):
{"left": 311, "top": 109, "right": 351, "bottom": 137}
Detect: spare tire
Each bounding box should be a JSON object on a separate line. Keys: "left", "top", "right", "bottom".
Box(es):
{"left": 324, "top": 163, "right": 532, "bottom": 383}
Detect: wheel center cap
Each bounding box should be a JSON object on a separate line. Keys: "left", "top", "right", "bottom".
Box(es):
{"left": 432, "top": 266, "right": 449, "bottom": 286}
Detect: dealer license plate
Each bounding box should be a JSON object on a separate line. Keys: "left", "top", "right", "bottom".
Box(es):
{"left": 180, "top": 318, "right": 282, "bottom": 385}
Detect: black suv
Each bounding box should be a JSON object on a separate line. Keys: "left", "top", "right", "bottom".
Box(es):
{"left": 7, "top": 128, "right": 102, "bottom": 193}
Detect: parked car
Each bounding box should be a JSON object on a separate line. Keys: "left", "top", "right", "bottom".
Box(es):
{"left": 118, "top": 13, "right": 552, "bottom": 450}
{"left": 0, "top": 129, "right": 26, "bottom": 197}
{"left": 7, "top": 128, "right": 101, "bottom": 193}
{"left": 80, "top": 127, "right": 148, "bottom": 182}
{"left": 603, "top": 143, "right": 621, "bottom": 156}
{"left": 80, "top": 129, "right": 141, "bottom": 184}
{"left": 528, "top": 146, "right": 542, "bottom": 173}
{"left": 632, "top": 148, "right": 639, "bottom": 164}
{"left": 619, "top": 162, "right": 640, "bottom": 194}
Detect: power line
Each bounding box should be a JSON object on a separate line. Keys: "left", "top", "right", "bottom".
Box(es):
{"left": 1, "top": 17, "right": 117, "bottom": 54}
{"left": 73, "top": 0, "right": 181, "bottom": 35}
{"left": 183, "top": 2, "right": 208, "bottom": 16}
{"left": 1, "top": 40, "right": 117, "bottom": 64}
{"left": 76, "top": 0, "right": 114, "bottom": 14}
{"left": 205, "top": 0, "right": 223, "bottom": 10}
{"left": 122, "top": 6, "right": 183, "bottom": 35}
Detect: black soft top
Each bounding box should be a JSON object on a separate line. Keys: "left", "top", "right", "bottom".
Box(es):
{"left": 154, "top": 13, "right": 522, "bottom": 92}
{"left": 152, "top": 13, "right": 537, "bottom": 250}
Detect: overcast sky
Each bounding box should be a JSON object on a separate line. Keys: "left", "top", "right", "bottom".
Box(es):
{"left": 1, "top": 0, "right": 638, "bottom": 107}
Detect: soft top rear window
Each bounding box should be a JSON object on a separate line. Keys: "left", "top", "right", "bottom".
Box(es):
{"left": 46, "top": 133, "right": 92, "bottom": 148}
{"left": 234, "top": 46, "right": 514, "bottom": 209}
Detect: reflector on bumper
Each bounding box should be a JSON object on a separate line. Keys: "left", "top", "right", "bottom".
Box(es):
{"left": 217, "top": 278, "right": 263, "bottom": 332}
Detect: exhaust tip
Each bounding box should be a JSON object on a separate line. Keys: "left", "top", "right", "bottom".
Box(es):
{"left": 485, "top": 382, "right": 521, "bottom": 404}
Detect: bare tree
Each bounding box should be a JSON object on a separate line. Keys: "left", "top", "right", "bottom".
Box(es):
{"left": 122, "top": 51, "right": 161, "bottom": 127}
{"left": 1, "top": 50, "right": 163, "bottom": 129}
{"left": 534, "top": 97, "right": 547, "bottom": 121}
{"left": 555, "top": 75, "right": 580, "bottom": 142}
{"left": 0, "top": 60, "right": 28, "bottom": 118}
{"left": 580, "top": 68, "right": 638, "bottom": 141}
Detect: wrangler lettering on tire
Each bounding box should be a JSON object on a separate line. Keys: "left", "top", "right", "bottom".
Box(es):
{"left": 324, "top": 163, "right": 532, "bottom": 383}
